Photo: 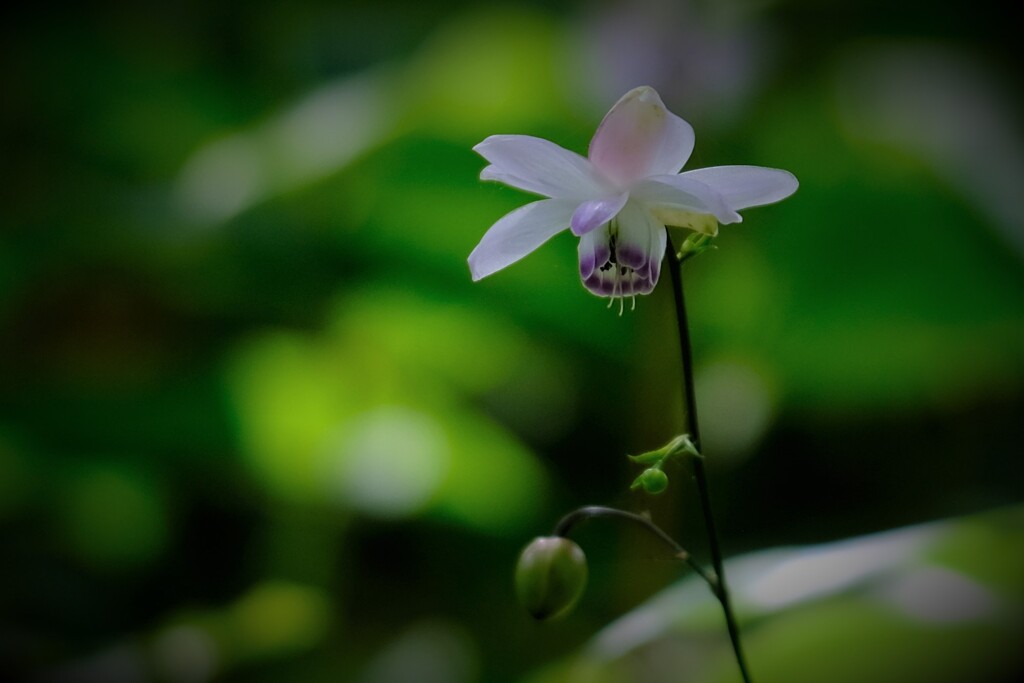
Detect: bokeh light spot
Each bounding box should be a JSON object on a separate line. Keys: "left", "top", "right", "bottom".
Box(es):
{"left": 58, "top": 466, "right": 169, "bottom": 571}
{"left": 330, "top": 406, "right": 450, "bottom": 518}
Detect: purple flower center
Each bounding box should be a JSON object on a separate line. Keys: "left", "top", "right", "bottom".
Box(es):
{"left": 582, "top": 225, "right": 656, "bottom": 304}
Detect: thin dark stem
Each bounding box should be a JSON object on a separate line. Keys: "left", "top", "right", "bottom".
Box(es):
{"left": 666, "top": 238, "right": 754, "bottom": 683}
{"left": 667, "top": 249, "right": 701, "bottom": 447}
{"left": 553, "top": 505, "right": 718, "bottom": 589}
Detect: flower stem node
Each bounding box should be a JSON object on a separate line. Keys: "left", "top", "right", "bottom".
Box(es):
{"left": 514, "top": 537, "right": 588, "bottom": 621}
{"left": 628, "top": 434, "right": 700, "bottom": 496}
{"left": 633, "top": 467, "right": 669, "bottom": 494}
{"left": 677, "top": 231, "right": 717, "bottom": 262}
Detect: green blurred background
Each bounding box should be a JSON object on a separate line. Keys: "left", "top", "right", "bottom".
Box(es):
{"left": 2, "top": 0, "right": 1022, "bottom": 681}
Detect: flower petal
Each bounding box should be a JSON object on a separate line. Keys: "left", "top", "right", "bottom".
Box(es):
{"left": 577, "top": 226, "right": 611, "bottom": 280}
{"left": 633, "top": 174, "right": 741, "bottom": 226}
{"left": 475, "top": 135, "right": 606, "bottom": 199}
{"left": 468, "top": 198, "right": 576, "bottom": 281}
{"left": 588, "top": 86, "right": 695, "bottom": 187}
{"left": 615, "top": 200, "right": 665, "bottom": 274}
{"left": 646, "top": 218, "right": 667, "bottom": 287}
{"left": 582, "top": 270, "right": 615, "bottom": 297}
{"left": 680, "top": 165, "right": 798, "bottom": 210}
{"left": 570, "top": 192, "right": 629, "bottom": 236}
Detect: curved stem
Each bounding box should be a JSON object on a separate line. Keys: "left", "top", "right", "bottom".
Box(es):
{"left": 553, "top": 505, "right": 718, "bottom": 590}
{"left": 666, "top": 238, "right": 754, "bottom": 683}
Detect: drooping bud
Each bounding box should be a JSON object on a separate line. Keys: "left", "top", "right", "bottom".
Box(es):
{"left": 514, "top": 537, "right": 588, "bottom": 621}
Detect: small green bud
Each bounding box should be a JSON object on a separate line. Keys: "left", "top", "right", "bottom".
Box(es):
{"left": 514, "top": 537, "right": 588, "bottom": 621}
{"left": 677, "top": 229, "right": 717, "bottom": 259}
{"left": 636, "top": 467, "right": 669, "bottom": 494}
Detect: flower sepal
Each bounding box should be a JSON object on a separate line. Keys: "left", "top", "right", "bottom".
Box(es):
{"left": 657, "top": 209, "right": 719, "bottom": 237}
{"left": 628, "top": 433, "right": 699, "bottom": 464}
{"left": 676, "top": 231, "right": 717, "bottom": 263}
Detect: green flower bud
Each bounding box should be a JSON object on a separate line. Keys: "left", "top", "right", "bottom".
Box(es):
{"left": 514, "top": 537, "right": 588, "bottom": 621}
{"left": 637, "top": 467, "right": 669, "bottom": 494}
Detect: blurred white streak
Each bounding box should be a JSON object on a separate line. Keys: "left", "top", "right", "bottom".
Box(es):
{"left": 176, "top": 70, "right": 397, "bottom": 225}
{"left": 177, "top": 136, "right": 267, "bottom": 225}
{"left": 568, "top": 0, "right": 774, "bottom": 126}
{"left": 836, "top": 44, "right": 1024, "bottom": 255}
{"left": 589, "top": 521, "right": 943, "bottom": 661}
{"left": 873, "top": 566, "right": 999, "bottom": 623}
{"left": 741, "top": 525, "right": 938, "bottom": 610}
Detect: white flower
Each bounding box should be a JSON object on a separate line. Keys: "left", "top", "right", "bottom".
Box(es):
{"left": 468, "top": 86, "right": 798, "bottom": 299}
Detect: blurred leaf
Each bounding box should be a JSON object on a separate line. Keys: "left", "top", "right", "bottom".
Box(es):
{"left": 0, "top": 431, "right": 35, "bottom": 518}
{"left": 403, "top": 7, "right": 566, "bottom": 138}
{"left": 337, "top": 289, "right": 565, "bottom": 398}
{"left": 228, "top": 330, "right": 356, "bottom": 500}
{"left": 550, "top": 505, "right": 1024, "bottom": 683}
{"left": 57, "top": 464, "right": 169, "bottom": 571}
{"left": 688, "top": 88, "right": 1024, "bottom": 415}
{"left": 226, "top": 289, "right": 551, "bottom": 533}
{"left": 431, "top": 408, "right": 548, "bottom": 533}
{"left": 228, "top": 581, "right": 331, "bottom": 659}
{"left": 152, "top": 580, "right": 331, "bottom": 675}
